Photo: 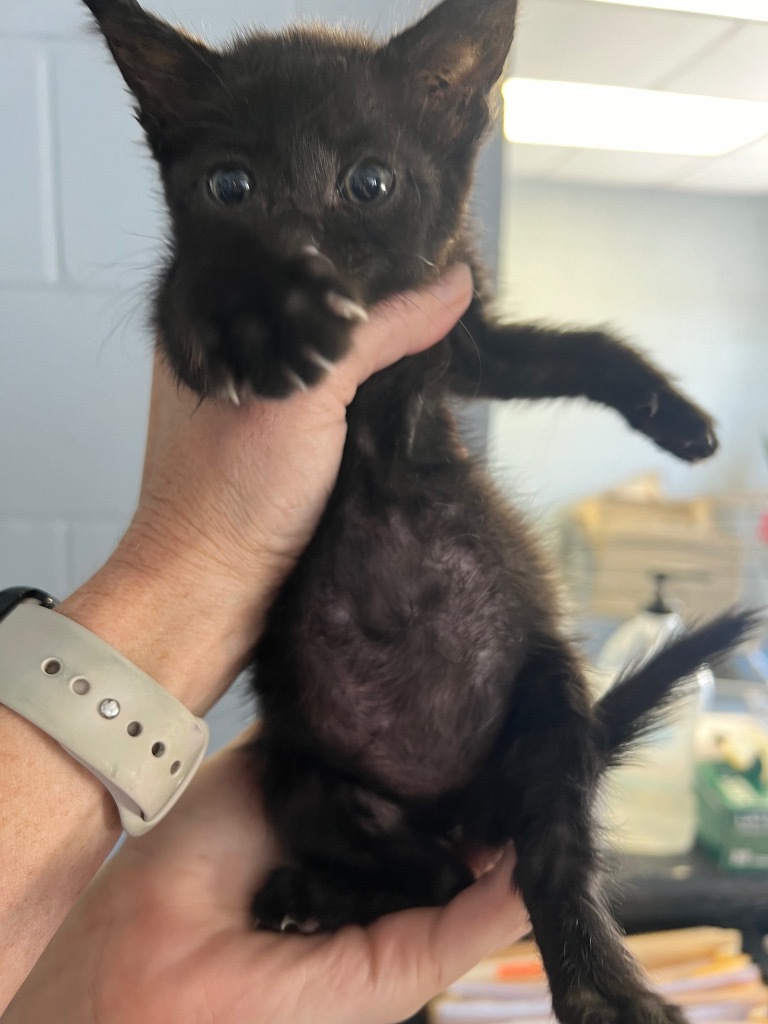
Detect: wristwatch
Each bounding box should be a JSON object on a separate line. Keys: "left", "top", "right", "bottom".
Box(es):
{"left": 0, "top": 587, "right": 209, "bottom": 835}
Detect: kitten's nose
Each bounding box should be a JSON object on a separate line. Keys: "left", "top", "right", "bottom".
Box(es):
{"left": 266, "top": 213, "right": 321, "bottom": 260}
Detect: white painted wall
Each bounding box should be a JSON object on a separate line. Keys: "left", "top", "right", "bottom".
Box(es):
{"left": 490, "top": 177, "right": 768, "bottom": 517}
{"left": 0, "top": 0, "right": 492, "bottom": 749}
{"left": 7, "top": 1, "right": 766, "bottom": 745}
{"left": 0, "top": 0, "right": 436, "bottom": 599}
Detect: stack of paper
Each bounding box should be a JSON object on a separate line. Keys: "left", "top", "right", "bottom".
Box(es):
{"left": 430, "top": 928, "right": 767, "bottom": 1024}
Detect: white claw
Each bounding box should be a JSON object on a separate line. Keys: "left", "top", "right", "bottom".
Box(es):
{"left": 223, "top": 377, "right": 241, "bottom": 407}
{"left": 306, "top": 348, "right": 335, "bottom": 374}
{"left": 278, "top": 914, "right": 320, "bottom": 935}
{"left": 190, "top": 341, "right": 205, "bottom": 371}
{"left": 301, "top": 244, "right": 321, "bottom": 257}
{"left": 285, "top": 368, "right": 309, "bottom": 394}
{"left": 325, "top": 291, "right": 369, "bottom": 323}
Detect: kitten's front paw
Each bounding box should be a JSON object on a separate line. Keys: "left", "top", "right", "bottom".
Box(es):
{"left": 626, "top": 386, "right": 718, "bottom": 462}
{"left": 168, "top": 247, "right": 367, "bottom": 403}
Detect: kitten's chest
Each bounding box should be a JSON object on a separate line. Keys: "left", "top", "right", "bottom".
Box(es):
{"left": 283, "top": 466, "right": 529, "bottom": 798}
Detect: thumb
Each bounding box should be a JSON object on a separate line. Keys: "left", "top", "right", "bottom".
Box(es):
{"left": 327, "top": 847, "right": 530, "bottom": 1024}
{"left": 346, "top": 263, "right": 474, "bottom": 385}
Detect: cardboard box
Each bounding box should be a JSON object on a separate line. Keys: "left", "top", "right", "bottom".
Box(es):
{"left": 560, "top": 480, "right": 744, "bottom": 620}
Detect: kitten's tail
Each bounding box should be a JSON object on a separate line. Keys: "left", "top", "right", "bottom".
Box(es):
{"left": 594, "top": 610, "right": 758, "bottom": 769}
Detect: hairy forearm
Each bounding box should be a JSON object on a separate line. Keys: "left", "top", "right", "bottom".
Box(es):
{"left": 0, "top": 704, "right": 120, "bottom": 1008}
{"left": 0, "top": 543, "right": 268, "bottom": 1008}
{"left": 58, "top": 531, "right": 275, "bottom": 714}
{"left": 0, "top": 266, "right": 475, "bottom": 1009}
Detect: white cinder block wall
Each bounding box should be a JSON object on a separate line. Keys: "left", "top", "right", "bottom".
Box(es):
{"left": 491, "top": 180, "right": 768, "bottom": 516}
{"left": 0, "top": 0, "right": 486, "bottom": 748}
{"left": 0, "top": 0, "right": 443, "bottom": 603}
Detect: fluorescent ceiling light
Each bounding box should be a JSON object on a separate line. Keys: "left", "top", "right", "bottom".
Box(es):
{"left": 589, "top": 0, "right": 768, "bottom": 21}
{"left": 502, "top": 78, "right": 768, "bottom": 156}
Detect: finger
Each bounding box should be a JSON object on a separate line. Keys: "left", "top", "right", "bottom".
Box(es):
{"left": 344, "top": 263, "right": 474, "bottom": 385}
{"left": 324, "top": 847, "right": 529, "bottom": 1024}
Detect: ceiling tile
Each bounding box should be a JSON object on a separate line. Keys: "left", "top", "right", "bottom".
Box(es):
{"left": 511, "top": 0, "right": 731, "bottom": 88}
{"left": 505, "top": 142, "right": 576, "bottom": 178}
{"left": 665, "top": 22, "right": 768, "bottom": 101}
{"left": 543, "top": 148, "right": 702, "bottom": 186}
{"left": 672, "top": 138, "right": 768, "bottom": 192}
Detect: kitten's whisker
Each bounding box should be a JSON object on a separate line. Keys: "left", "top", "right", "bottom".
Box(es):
{"left": 455, "top": 317, "right": 482, "bottom": 398}
{"left": 477, "top": 568, "right": 500, "bottom": 601}
{"left": 397, "top": 293, "right": 480, "bottom": 392}
{"left": 412, "top": 175, "right": 422, "bottom": 210}
{"left": 398, "top": 294, "right": 427, "bottom": 315}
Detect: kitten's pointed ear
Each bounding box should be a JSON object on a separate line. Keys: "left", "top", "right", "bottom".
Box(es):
{"left": 81, "top": 0, "right": 223, "bottom": 144}
{"left": 382, "top": 0, "right": 518, "bottom": 142}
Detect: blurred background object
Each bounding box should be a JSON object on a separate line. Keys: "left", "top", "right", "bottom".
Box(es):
{"left": 429, "top": 927, "right": 768, "bottom": 1023}
{"left": 2, "top": 0, "right": 768, "bottom": 1007}
{"left": 3, "top": 0, "right": 768, "bottom": 747}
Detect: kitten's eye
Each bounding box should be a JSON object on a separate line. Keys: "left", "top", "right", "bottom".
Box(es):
{"left": 207, "top": 168, "right": 253, "bottom": 206}
{"left": 339, "top": 160, "right": 395, "bottom": 206}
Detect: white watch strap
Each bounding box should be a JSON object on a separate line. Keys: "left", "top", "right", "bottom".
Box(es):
{"left": 0, "top": 601, "right": 209, "bottom": 836}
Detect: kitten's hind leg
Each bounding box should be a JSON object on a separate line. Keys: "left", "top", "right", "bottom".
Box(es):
{"left": 252, "top": 741, "right": 472, "bottom": 933}
{"left": 514, "top": 805, "right": 686, "bottom": 1024}
{"left": 468, "top": 644, "right": 687, "bottom": 1024}
{"left": 447, "top": 298, "right": 717, "bottom": 462}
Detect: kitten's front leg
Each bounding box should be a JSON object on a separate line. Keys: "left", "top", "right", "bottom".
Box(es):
{"left": 157, "top": 245, "right": 367, "bottom": 403}
{"left": 448, "top": 299, "right": 717, "bottom": 462}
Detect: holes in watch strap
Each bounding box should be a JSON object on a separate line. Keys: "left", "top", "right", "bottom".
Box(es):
{"left": 42, "top": 658, "right": 62, "bottom": 675}
{"left": 71, "top": 677, "right": 90, "bottom": 695}
{"left": 127, "top": 721, "right": 142, "bottom": 737}
{"left": 152, "top": 741, "right": 166, "bottom": 757}
{"left": 170, "top": 760, "right": 181, "bottom": 775}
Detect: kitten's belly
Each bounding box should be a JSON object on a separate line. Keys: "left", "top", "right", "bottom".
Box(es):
{"left": 293, "top": 501, "right": 530, "bottom": 799}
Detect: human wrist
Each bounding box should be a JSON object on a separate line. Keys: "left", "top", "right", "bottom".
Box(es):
{"left": 57, "top": 530, "right": 272, "bottom": 714}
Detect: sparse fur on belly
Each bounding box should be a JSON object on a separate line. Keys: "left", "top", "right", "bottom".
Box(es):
{"left": 262, "top": 431, "right": 558, "bottom": 799}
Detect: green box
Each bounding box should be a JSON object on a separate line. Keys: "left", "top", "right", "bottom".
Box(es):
{"left": 696, "top": 761, "right": 768, "bottom": 870}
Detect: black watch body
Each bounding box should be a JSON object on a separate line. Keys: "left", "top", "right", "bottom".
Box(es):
{"left": 0, "top": 587, "right": 58, "bottom": 622}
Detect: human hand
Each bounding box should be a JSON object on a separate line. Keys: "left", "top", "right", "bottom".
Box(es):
{"left": 134, "top": 263, "right": 473, "bottom": 577}
{"left": 6, "top": 730, "right": 529, "bottom": 1024}
{"left": 0, "top": 265, "right": 475, "bottom": 999}
{"left": 57, "top": 264, "right": 473, "bottom": 709}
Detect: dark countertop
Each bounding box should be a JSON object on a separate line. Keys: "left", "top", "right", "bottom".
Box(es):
{"left": 607, "top": 846, "right": 768, "bottom": 975}
{"left": 404, "top": 847, "right": 768, "bottom": 1024}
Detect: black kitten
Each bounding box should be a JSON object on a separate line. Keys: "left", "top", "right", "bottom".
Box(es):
{"left": 83, "top": 2, "right": 752, "bottom": 1022}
